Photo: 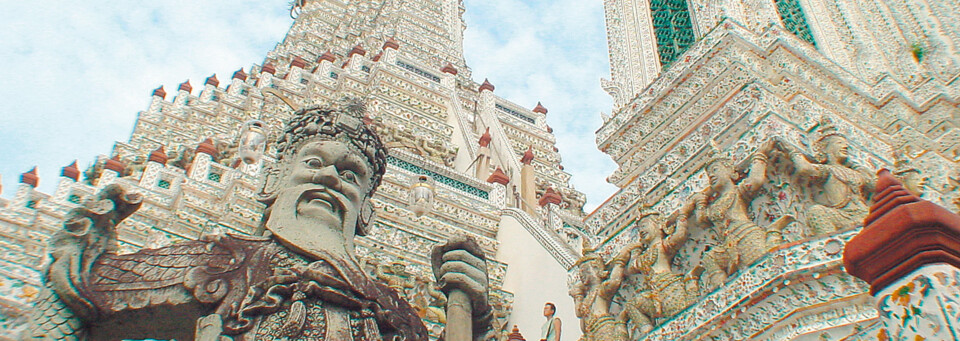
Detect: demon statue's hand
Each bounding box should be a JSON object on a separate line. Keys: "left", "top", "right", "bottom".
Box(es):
{"left": 47, "top": 183, "right": 143, "bottom": 320}
{"left": 431, "top": 236, "right": 494, "bottom": 340}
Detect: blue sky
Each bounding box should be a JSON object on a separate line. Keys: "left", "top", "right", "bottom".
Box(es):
{"left": 0, "top": 0, "right": 618, "bottom": 211}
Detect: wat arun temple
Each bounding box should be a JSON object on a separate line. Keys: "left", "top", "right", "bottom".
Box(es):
{"left": 2, "top": 0, "right": 960, "bottom": 340}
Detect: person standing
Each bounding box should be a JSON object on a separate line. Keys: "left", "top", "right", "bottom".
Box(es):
{"left": 541, "top": 302, "right": 562, "bottom": 341}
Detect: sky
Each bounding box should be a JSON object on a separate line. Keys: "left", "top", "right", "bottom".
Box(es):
{"left": 0, "top": 0, "right": 618, "bottom": 212}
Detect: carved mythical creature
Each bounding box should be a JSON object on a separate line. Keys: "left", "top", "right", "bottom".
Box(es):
{"left": 618, "top": 206, "right": 702, "bottom": 333}
{"left": 215, "top": 139, "right": 240, "bottom": 168}
{"left": 29, "top": 101, "right": 494, "bottom": 341}
{"left": 569, "top": 241, "right": 638, "bottom": 341}
{"left": 688, "top": 142, "right": 794, "bottom": 287}
{"left": 81, "top": 160, "right": 105, "bottom": 186}
{"left": 409, "top": 277, "right": 447, "bottom": 324}
{"left": 171, "top": 147, "right": 196, "bottom": 171}
{"left": 774, "top": 118, "right": 873, "bottom": 235}
{"left": 376, "top": 261, "right": 417, "bottom": 298}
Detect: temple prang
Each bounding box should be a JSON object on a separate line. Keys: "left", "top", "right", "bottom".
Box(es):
{"left": 0, "top": 0, "right": 586, "bottom": 339}
{"left": 4, "top": 0, "right": 960, "bottom": 339}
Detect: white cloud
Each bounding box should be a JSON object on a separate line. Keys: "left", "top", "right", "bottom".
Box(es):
{"left": 0, "top": 0, "right": 290, "bottom": 196}
{"left": 463, "top": 0, "right": 618, "bottom": 211}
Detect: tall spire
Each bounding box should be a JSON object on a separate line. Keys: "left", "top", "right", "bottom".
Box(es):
{"left": 20, "top": 167, "right": 38, "bottom": 188}
{"left": 272, "top": 0, "right": 469, "bottom": 74}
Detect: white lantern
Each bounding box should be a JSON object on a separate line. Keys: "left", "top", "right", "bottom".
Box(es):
{"left": 408, "top": 175, "right": 435, "bottom": 217}
{"left": 238, "top": 120, "right": 268, "bottom": 164}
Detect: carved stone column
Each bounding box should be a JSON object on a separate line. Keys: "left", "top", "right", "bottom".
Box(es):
{"left": 441, "top": 63, "right": 458, "bottom": 89}
{"left": 486, "top": 167, "right": 509, "bottom": 209}
{"left": 174, "top": 80, "right": 192, "bottom": 107}
{"left": 844, "top": 169, "right": 960, "bottom": 340}
{"left": 519, "top": 146, "right": 536, "bottom": 215}
{"left": 381, "top": 37, "right": 399, "bottom": 64}
{"left": 189, "top": 138, "right": 217, "bottom": 182}
{"left": 226, "top": 68, "right": 246, "bottom": 95}
{"left": 139, "top": 147, "right": 167, "bottom": 188}
{"left": 256, "top": 63, "right": 276, "bottom": 89}
{"left": 540, "top": 187, "right": 563, "bottom": 233}
{"left": 476, "top": 127, "right": 492, "bottom": 180}
{"left": 97, "top": 155, "right": 125, "bottom": 187}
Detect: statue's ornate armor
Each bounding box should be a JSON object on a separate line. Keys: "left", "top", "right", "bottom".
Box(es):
{"left": 702, "top": 187, "right": 766, "bottom": 274}
{"left": 627, "top": 245, "right": 697, "bottom": 318}
{"left": 32, "top": 231, "right": 427, "bottom": 340}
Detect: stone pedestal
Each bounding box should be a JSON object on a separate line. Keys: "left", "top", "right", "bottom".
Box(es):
{"left": 844, "top": 169, "right": 960, "bottom": 340}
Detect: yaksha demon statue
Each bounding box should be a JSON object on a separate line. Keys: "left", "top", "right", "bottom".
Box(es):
{"left": 28, "top": 101, "right": 493, "bottom": 340}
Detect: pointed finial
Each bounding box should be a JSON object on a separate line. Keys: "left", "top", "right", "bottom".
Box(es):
{"left": 507, "top": 325, "right": 526, "bottom": 341}
{"left": 479, "top": 78, "right": 495, "bottom": 92}
{"left": 478, "top": 127, "right": 492, "bottom": 147}
{"left": 152, "top": 86, "right": 167, "bottom": 99}
{"left": 520, "top": 146, "right": 534, "bottom": 165}
{"left": 538, "top": 187, "right": 563, "bottom": 207}
{"left": 533, "top": 102, "right": 548, "bottom": 114}
{"left": 290, "top": 56, "right": 308, "bottom": 69}
{"left": 196, "top": 138, "right": 218, "bottom": 157}
{"left": 486, "top": 167, "right": 510, "bottom": 185}
{"left": 61, "top": 161, "right": 80, "bottom": 181}
{"left": 104, "top": 155, "right": 125, "bottom": 174}
{"left": 20, "top": 167, "right": 38, "bottom": 187}
{"left": 318, "top": 51, "right": 336, "bottom": 63}
{"left": 178, "top": 80, "right": 193, "bottom": 93}
{"left": 844, "top": 168, "right": 960, "bottom": 294}
{"left": 232, "top": 68, "right": 247, "bottom": 81}
{"left": 382, "top": 37, "right": 399, "bottom": 50}
{"left": 348, "top": 44, "right": 367, "bottom": 57}
{"left": 261, "top": 62, "right": 276, "bottom": 75}
{"left": 149, "top": 146, "right": 168, "bottom": 164}
{"left": 441, "top": 63, "right": 458, "bottom": 75}
{"left": 205, "top": 74, "right": 220, "bottom": 87}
